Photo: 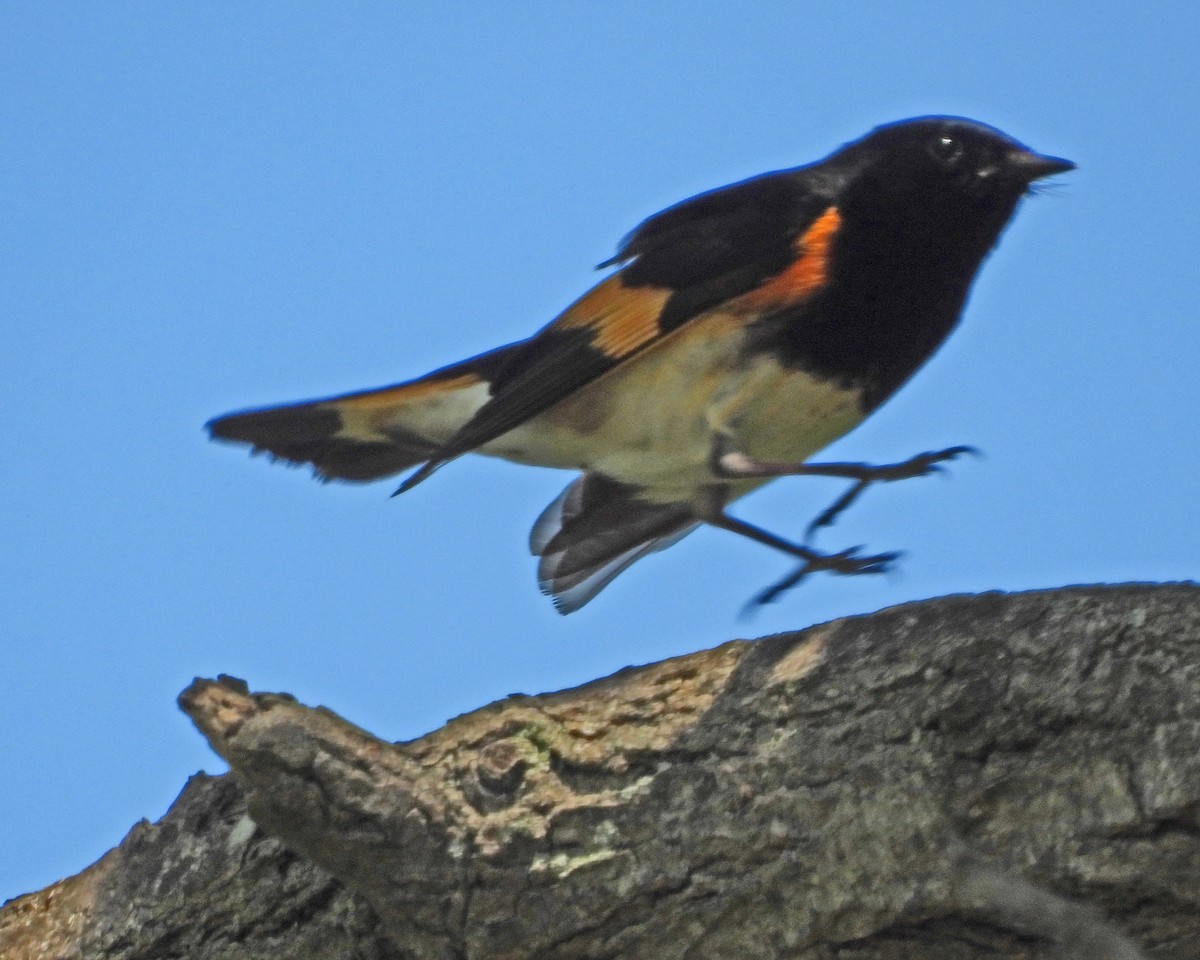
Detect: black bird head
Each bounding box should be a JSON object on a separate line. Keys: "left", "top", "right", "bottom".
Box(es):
{"left": 827, "top": 116, "right": 1075, "bottom": 252}
{"left": 836, "top": 116, "right": 1073, "bottom": 191}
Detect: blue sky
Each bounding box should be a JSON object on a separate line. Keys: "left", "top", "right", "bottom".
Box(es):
{"left": 3, "top": 2, "right": 1197, "bottom": 899}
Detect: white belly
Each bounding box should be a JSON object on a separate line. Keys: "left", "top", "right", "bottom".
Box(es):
{"left": 482, "top": 313, "right": 864, "bottom": 502}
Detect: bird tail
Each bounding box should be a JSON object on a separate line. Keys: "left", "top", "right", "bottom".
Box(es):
{"left": 207, "top": 343, "right": 517, "bottom": 483}
{"left": 530, "top": 474, "right": 698, "bottom": 614}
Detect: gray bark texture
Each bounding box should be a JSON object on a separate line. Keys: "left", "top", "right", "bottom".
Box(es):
{"left": 3, "top": 584, "right": 1199, "bottom": 960}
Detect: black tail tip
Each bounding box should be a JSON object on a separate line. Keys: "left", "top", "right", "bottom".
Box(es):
{"left": 206, "top": 406, "right": 342, "bottom": 445}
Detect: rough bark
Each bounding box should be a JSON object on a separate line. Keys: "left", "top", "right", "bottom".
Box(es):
{"left": 3, "top": 584, "right": 1199, "bottom": 960}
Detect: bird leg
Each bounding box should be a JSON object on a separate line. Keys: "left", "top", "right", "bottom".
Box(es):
{"left": 695, "top": 488, "right": 899, "bottom": 609}
{"left": 711, "top": 438, "right": 977, "bottom": 540}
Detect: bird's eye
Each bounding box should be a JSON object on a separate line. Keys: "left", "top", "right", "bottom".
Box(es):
{"left": 928, "top": 135, "right": 965, "bottom": 167}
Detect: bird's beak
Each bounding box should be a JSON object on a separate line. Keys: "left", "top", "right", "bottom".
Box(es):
{"left": 1009, "top": 149, "right": 1076, "bottom": 182}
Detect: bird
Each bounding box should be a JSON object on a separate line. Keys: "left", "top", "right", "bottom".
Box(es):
{"left": 207, "top": 116, "right": 1073, "bottom": 613}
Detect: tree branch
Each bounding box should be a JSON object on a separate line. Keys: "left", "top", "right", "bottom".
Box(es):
{"left": 4, "top": 584, "right": 1199, "bottom": 959}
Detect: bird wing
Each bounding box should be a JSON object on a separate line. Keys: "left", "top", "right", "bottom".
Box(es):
{"left": 399, "top": 169, "right": 840, "bottom": 491}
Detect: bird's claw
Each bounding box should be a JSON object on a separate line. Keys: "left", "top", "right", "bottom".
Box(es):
{"left": 804, "top": 445, "right": 978, "bottom": 542}
{"left": 875, "top": 445, "right": 978, "bottom": 482}
{"left": 744, "top": 546, "right": 901, "bottom": 612}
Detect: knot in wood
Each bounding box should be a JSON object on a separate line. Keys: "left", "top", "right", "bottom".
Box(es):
{"left": 474, "top": 740, "right": 529, "bottom": 796}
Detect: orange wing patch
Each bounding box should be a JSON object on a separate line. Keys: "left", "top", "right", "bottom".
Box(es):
{"left": 731, "top": 206, "right": 841, "bottom": 312}
{"left": 555, "top": 274, "right": 673, "bottom": 359}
